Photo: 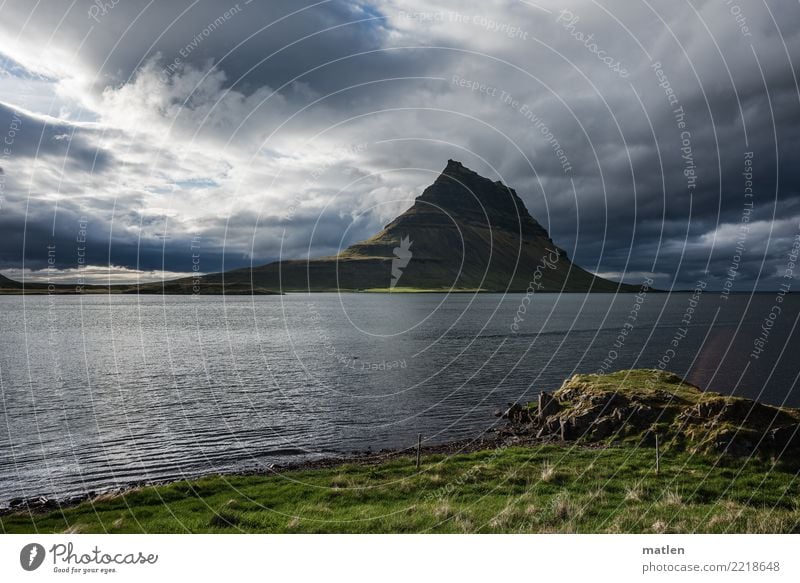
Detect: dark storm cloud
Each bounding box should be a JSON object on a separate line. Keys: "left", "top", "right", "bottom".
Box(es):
{"left": 0, "top": 0, "right": 391, "bottom": 94}
{"left": 0, "top": 0, "right": 798, "bottom": 290}
{"left": 0, "top": 103, "right": 112, "bottom": 172}
{"left": 0, "top": 203, "right": 231, "bottom": 274}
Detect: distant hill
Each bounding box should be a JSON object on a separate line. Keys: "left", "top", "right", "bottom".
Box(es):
{"left": 0, "top": 274, "right": 279, "bottom": 295}
{"left": 0, "top": 274, "right": 22, "bottom": 289}
{"left": 203, "top": 160, "right": 638, "bottom": 292}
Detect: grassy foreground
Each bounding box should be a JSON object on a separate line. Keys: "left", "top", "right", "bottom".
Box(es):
{"left": 3, "top": 444, "right": 798, "bottom": 534}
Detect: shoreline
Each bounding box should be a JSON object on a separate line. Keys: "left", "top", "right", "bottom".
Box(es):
{"left": 0, "top": 429, "right": 541, "bottom": 515}
{"left": 2, "top": 289, "right": 792, "bottom": 296}
{"left": 3, "top": 368, "right": 800, "bottom": 533}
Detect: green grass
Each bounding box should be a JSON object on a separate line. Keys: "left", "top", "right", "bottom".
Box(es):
{"left": 3, "top": 445, "right": 799, "bottom": 534}
{"left": 555, "top": 369, "right": 715, "bottom": 403}
{"left": 361, "top": 287, "right": 487, "bottom": 293}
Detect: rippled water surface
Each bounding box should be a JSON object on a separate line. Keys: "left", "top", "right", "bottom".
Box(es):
{"left": 1, "top": 292, "right": 798, "bottom": 503}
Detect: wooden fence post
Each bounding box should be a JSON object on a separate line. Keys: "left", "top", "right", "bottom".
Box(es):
{"left": 655, "top": 433, "right": 660, "bottom": 475}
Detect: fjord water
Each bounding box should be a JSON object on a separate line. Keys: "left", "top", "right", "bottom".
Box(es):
{"left": 1, "top": 292, "right": 797, "bottom": 503}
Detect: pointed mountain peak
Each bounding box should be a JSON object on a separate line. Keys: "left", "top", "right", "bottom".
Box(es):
{"left": 419, "top": 160, "right": 528, "bottom": 217}
{"left": 436, "top": 160, "right": 513, "bottom": 194}
{"left": 444, "top": 158, "right": 466, "bottom": 171}
{"left": 441, "top": 159, "right": 481, "bottom": 180}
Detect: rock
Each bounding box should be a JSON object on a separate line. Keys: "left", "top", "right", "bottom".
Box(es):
{"left": 536, "top": 416, "right": 561, "bottom": 439}
{"left": 496, "top": 370, "right": 800, "bottom": 463}
{"left": 571, "top": 407, "right": 604, "bottom": 434}
{"left": 771, "top": 424, "right": 800, "bottom": 450}
{"left": 628, "top": 404, "right": 659, "bottom": 430}
{"left": 14, "top": 496, "right": 56, "bottom": 510}
{"left": 589, "top": 417, "right": 618, "bottom": 440}
{"left": 713, "top": 429, "right": 756, "bottom": 457}
{"left": 538, "top": 392, "right": 562, "bottom": 420}
{"left": 504, "top": 403, "right": 533, "bottom": 425}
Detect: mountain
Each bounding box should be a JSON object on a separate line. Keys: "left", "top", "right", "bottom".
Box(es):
{"left": 205, "top": 160, "right": 636, "bottom": 292}
{"left": 0, "top": 160, "right": 638, "bottom": 294}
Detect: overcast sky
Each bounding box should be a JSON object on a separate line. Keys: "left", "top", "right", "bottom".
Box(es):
{"left": 0, "top": 0, "right": 798, "bottom": 289}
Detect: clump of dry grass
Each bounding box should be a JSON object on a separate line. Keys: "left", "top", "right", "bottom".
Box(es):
{"left": 329, "top": 474, "right": 349, "bottom": 489}
{"left": 432, "top": 501, "right": 454, "bottom": 519}
{"left": 707, "top": 500, "right": 744, "bottom": 529}
{"left": 488, "top": 504, "right": 520, "bottom": 530}
{"left": 744, "top": 511, "right": 795, "bottom": 533}
{"left": 395, "top": 479, "right": 414, "bottom": 494}
{"left": 454, "top": 514, "right": 474, "bottom": 533}
{"left": 663, "top": 489, "right": 683, "bottom": 506}
{"left": 551, "top": 491, "right": 582, "bottom": 523}
{"left": 625, "top": 485, "right": 643, "bottom": 502}
{"left": 588, "top": 486, "right": 606, "bottom": 501}
{"left": 541, "top": 461, "right": 559, "bottom": 483}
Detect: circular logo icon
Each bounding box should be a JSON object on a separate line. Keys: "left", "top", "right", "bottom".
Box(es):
{"left": 19, "top": 543, "right": 46, "bottom": 571}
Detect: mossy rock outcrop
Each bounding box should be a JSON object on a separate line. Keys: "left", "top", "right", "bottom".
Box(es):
{"left": 502, "top": 369, "right": 800, "bottom": 462}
